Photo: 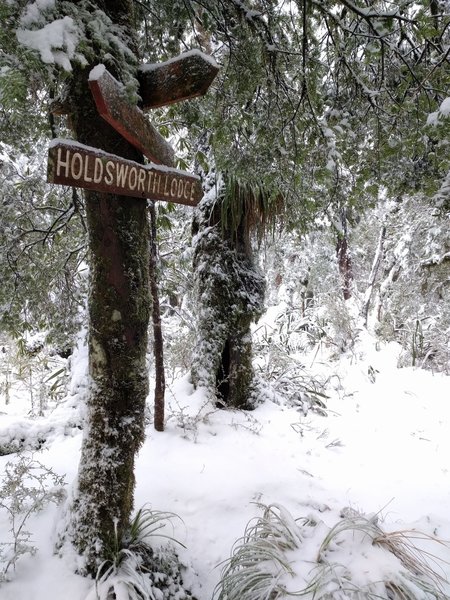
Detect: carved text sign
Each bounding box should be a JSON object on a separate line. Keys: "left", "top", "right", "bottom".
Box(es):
{"left": 47, "top": 50, "right": 219, "bottom": 206}
{"left": 48, "top": 140, "right": 202, "bottom": 206}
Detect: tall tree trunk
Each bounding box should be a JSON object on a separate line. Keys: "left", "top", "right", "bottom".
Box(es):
{"left": 66, "top": 0, "right": 150, "bottom": 575}
{"left": 149, "top": 201, "right": 165, "bottom": 432}
{"left": 336, "top": 209, "right": 353, "bottom": 300}
{"left": 362, "top": 224, "right": 386, "bottom": 326}
{"left": 191, "top": 184, "right": 265, "bottom": 409}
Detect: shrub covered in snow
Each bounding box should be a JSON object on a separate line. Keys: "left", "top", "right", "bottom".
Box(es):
{"left": 0, "top": 454, "right": 66, "bottom": 582}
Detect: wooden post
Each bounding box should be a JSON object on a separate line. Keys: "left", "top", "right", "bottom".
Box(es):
{"left": 47, "top": 51, "right": 218, "bottom": 444}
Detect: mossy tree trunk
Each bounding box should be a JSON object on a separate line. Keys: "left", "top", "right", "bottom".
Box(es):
{"left": 191, "top": 183, "right": 265, "bottom": 409}
{"left": 66, "top": 0, "right": 150, "bottom": 575}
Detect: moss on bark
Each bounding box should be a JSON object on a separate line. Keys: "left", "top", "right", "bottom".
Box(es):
{"left": 191, "top": 185, "right": 265, "bottom": 409}
{"left": 64, "top": 1, "right": 151, "bottom": 575}
{"left": 71, "top": 187, "right": 150, "bottom": 573}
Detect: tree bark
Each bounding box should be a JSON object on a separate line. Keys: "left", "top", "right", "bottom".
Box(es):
{"left": 336, "top": 209, "right": 353, "bottom": 301}
{"left": 362, "top": 224, "right": 386, "bottom": 326}
{"left": 66, "top": 0, "right": 150, "bottom": 575}
{"left": 191, "top": 186, "right": 265, "bottom": 409}
{"left": 149, "top": 201, "right": 165, "bottom": 432}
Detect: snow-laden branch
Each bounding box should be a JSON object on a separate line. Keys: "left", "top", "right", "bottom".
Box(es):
{"left": 337, "top": 0, "right": 417, "bottom": 24}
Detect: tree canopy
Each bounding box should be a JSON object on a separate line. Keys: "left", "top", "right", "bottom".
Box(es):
{"left": 1, "top": 1, "right": 449, "bottom": 347}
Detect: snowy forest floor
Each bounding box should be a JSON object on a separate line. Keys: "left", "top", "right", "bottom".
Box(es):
{"left": 1, "top": 319, "right": 450, "bottom": 600}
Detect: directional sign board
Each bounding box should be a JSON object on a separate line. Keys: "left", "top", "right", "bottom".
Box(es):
{"left": 89, "top": 66, "right": 175, "bottom": 167}
{"left": 47, "top": 50, "right": 219, "bottom": 206}
{"left": 138, "top": 50, "right": 219, "bottom": 110}
{"left": 47, "top": 140, "right": 202, "bottom": 207}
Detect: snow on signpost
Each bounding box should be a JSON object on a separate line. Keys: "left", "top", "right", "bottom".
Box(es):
{"left": 88, "top": 65, "right": 175, "bottom": 167}
{"left": 138, "top": 50, "right": 220, "bottom": 110}
{"left": 47, "top": 139, "right": 202, "bottom": 206}
{"left": 46, "top": 50, "right": 219, "bottom": 205}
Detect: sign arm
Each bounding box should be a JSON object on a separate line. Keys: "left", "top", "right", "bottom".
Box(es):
{"left": 47, "top": 140, "right": 202, "bottom": 207}
{"left": 47, "top": 51, "right": 220, "bottom": 208}
{"left": 89, "top": 65, "right": 175, "bottom": 167}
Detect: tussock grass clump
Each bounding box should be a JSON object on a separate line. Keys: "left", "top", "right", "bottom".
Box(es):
{"left": 215, "top": 503, "right": 307, "bottom": 600}
{"left": 86, "top": 507, "right": 194, "bottom": 600}
{"left": 215, "top": 503, "right": 450, "bottom": 600}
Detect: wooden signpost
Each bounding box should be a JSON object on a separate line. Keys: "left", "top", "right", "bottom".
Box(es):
{"left": 47, "top": 49, "right": 219, "bottom": 206}
{"left": 47, "top": 50, "right": 218, "bottom": 432}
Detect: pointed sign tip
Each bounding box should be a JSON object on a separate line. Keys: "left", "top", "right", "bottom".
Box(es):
{"left": 139, "top": 52, "right": 220, "bottom": 110}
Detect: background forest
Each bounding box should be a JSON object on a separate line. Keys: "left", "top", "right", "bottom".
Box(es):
{"left": 1, "top": 1, "right": 450, "bottom": 599}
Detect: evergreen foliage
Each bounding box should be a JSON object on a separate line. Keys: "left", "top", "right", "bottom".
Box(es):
{"left": 0, "top": 140, "right": 86, "bottom": 351}
{"left": 140, "top": 1, "right": 450, "bottom": 213}
{"left": 2, "top": 0, "right": 449, "bottom": 389}
{"left": 137, "top": 0, "right": 450, "bottom": 409}
{"left": 0, "top": 0, "right": 86, "bottom": 351}
{"left": 364, "top": 195, "right": 450, "bottom": 371}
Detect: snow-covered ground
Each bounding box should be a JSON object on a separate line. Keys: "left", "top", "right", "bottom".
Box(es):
{"left": 1, "top": 329, "right": 450, "bottom": 599}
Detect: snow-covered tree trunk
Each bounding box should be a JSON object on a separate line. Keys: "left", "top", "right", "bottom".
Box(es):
{"left": 362, "top": 224, "right": 386, "bottom": 327}
{"left": 64, "top": 0, "right": 150, "bottom": 575}
{"left": 191, "top": 180, "right": 265, "bottom": 409}
{"left": 336, "top": 209, "right": 353, "bottom": 301}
